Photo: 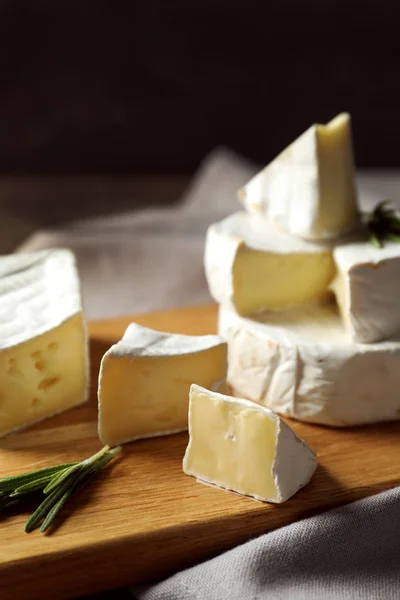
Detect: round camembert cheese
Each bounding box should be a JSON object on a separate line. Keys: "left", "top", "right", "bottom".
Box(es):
{"left": 219, "top": 303, "right": 400, "bottom": 427}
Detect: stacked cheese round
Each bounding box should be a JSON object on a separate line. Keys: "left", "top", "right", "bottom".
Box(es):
{"left": 205, "top": 114, "right": 400, "bottom": 427}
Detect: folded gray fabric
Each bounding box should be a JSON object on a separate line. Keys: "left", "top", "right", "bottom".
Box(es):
{"left": 134, "top": 486, "right": 400, "bottom": 600}
{"left": 16, "top": 148, "right": 397, "bottom": 319}
{"left": 16, "top": 148, "right": 255, "bottom": 319}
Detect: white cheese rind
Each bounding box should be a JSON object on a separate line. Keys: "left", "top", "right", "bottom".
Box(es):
{"left": 114, "top": 322, "right": 225, "bottom": 357}
{"left": 218, "top": 304, "right": 400, "bottom": 427}
{"left": 238, "top": 113, "right": 359, "bottom": 241}
{"left": 204, "top": 211, "right": 335, "bottom": 315}
{"left": 332, "top": 239, "right": 400, "bottom": 343}
{"left": 97, "top": 324, "right": 228, "bottom": 445}
{"left": 0, "top": 250, "right": 84, "bottom": 349}
{"left": 0, "top": 250, "right": 89, "bottom": 438}
{"left": 183, "top": 384, "right": 317, "bottom": 503}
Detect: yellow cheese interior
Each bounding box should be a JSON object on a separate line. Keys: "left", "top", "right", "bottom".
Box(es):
{"left": 98, "top": 344, "right": 227, "bottom": 446}
{"left": 330, "top": 270, "right": 352, "bottom": 333}
{"left": 233, "top": 248, "right": 335, "bottom": 315}
{"left": 316, "top": 114, "right": 359, "bottom": 236}
{"left": 184, "top": 389, "right": 279, "bottom": 501}
{"left": 0, "top": 313, "right": 88, "bottom": 438}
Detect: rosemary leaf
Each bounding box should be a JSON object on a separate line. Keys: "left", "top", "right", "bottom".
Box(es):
{"left": 387, "top": 233, "right": 400, "bottom": 243}
{"left": 374, "top": 199, "right": 393, "bottom": 216}
{"left": 41, "top": 468, "right": 98, "bottom": 532}
{"left": 0, "top": 462, "right": 78, "bottom": 493}
{"left": 10, "top": 475, "right": 54, "bottom": 497}
{"left": 0, "top": 491, "right": 23, "bottom": 514}
{"left": 40, "top": 489, "right": 75, "bottom": 532}
{"left": 0, "top": 493, "right": 12, "bottom": 511}
{"left": 3, "top": 499, "right": 21, "bottom": 511}
{"left": 370, "top": 233, "right": 383, "bottom": 248}
{"left": 43, "top": 463, "right": 82, "bottom": 495}
{"left": 387, "top": 217, "right": 400, "bottom": 233}
{"left": 24, "top": 472, "right": 82, "bottom": 533}
{"left": 367, "top": 200, "right": 400, "bottom": 247}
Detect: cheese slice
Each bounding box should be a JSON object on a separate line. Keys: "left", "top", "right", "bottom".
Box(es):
{"left": 219, "top": 304, "right": 400, "bottom": 427}
{"left": 331, "top": 238, "right": 400, "bottom": 343}
{"left": 183, "top": 384, "right": 317, "bottom": 503}
{"left": 98, "top": 324, "right": 227, "bottom": 445}
{"left": 0, "top": 250, "right": 89, "bottom": 438}
{"left": 238, "top": 113, "right": 360, "bottom": 241}
{"left": 204, "top": 211, "right": 335, "bottom": 316}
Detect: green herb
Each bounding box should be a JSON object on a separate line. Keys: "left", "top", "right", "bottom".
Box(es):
{"left": 0, "top": 445, "right": 121, "bottom": 534}
{"left": 366, "top": 200, "right": 400, "bottom": 247}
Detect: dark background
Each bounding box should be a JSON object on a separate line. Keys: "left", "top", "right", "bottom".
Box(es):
{"left": 1, "top": 0, "right": 398, "bottom": 174}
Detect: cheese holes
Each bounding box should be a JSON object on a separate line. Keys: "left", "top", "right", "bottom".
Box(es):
{"left": 37, "top": 377, "right": 60, "bottom": 391}
{"left": 34, "top": 360, "right": 46, "bottom": 372}
{"left": 6, "top": 357, "right": 17, "bottom": 375}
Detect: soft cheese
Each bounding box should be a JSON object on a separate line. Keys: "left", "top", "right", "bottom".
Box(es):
{"left": 98, "top": 324, "right": 227, "bottom": 445}
{"left": 204, "top": 211, "right": 335, "bottom": 316}
{"left": 219, "top": 304, "right": 400, "bottom": 427}
{"left": 238, "top": 113, "right": 359, "bottom": 241}
{"left": 183, "top": 384, "right": 317, "bottom": 503}
{"left": 331, "top": 238, "right": 400, "bottom": 343}
{"left": 0, "top": 250, "right": 89, "bottom": 438}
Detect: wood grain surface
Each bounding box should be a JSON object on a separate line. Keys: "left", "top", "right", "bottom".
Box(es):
{"left": 1, "top": 303, "right": 400, "bottom": 600}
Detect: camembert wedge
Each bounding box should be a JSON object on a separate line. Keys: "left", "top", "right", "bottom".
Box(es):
{"left": 204, "top": 211, "right": 335, "bottom": 316}
{"left": 332, "top": 238, "right": 400, "bottom": 343}
{"left": 219, "top": 304, "right": 400, "bottom": 427}
{"left": 238, "top": 113, "right": 360, "bottom": 240}
{"left": 98, "top": 324, "right": 227, "bottom": 445}
{"left": 183, "top": 384, "right": 317, "bottom": 503}
{"left": 0, "top": 250, "right": 89, "bottom": 438}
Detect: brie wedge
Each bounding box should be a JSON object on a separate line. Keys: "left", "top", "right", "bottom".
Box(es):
{"left": 0, "top": 250, "right": 89, "bottom": 438}
{"left": 219, "top": 304, "right": 400, "bottom": 427}
{"left": 332, "top": 238, "right": 400, "bottom": 343}
{"left": 98, "top": 324, "right": 227, "bottom": 445}
{"left": 183, "top": 384, "right": 317, "bottom": 503}
{"left": 204, "top": 211, "right": 335, "bottom": 316}
{"left": 238, "top": 113, "right": 359, "bottom": 240}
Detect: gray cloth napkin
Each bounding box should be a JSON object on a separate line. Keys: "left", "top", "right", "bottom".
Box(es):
{"left": 16, "top": 148, "right": 257, "bottom": 319}
{"left": 134, "top": 487, "right": 400, "bottom": 600}
{"left": 16, "top": 148, "right": 398, "bottom": 320}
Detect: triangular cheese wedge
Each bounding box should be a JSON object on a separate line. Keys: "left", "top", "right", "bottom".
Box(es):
{"left": 238, "top": 113, "right": 359, "bottom": 241}
{"left": 98, "top": 325, "right": 227, "bottom": 445}
{"left": 332, "top": 237, "right": 400, "bottom": 343}
{"left": 183, "top": 384, "right": 317, "bottom": 503}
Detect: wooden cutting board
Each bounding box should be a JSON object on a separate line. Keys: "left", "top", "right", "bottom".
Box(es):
{"left": 1, "top": 303, "right": 400, "bottom": 600}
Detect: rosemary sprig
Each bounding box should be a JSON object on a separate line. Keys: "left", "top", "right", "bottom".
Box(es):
{"left": 0, "top": 446, "right": 121, "bottom": 533}
{"left": 366, "top": 200, "right": 400, "bottom": 248}
{"left": 40, "top": 448, "right": 120, "bottom": 533}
